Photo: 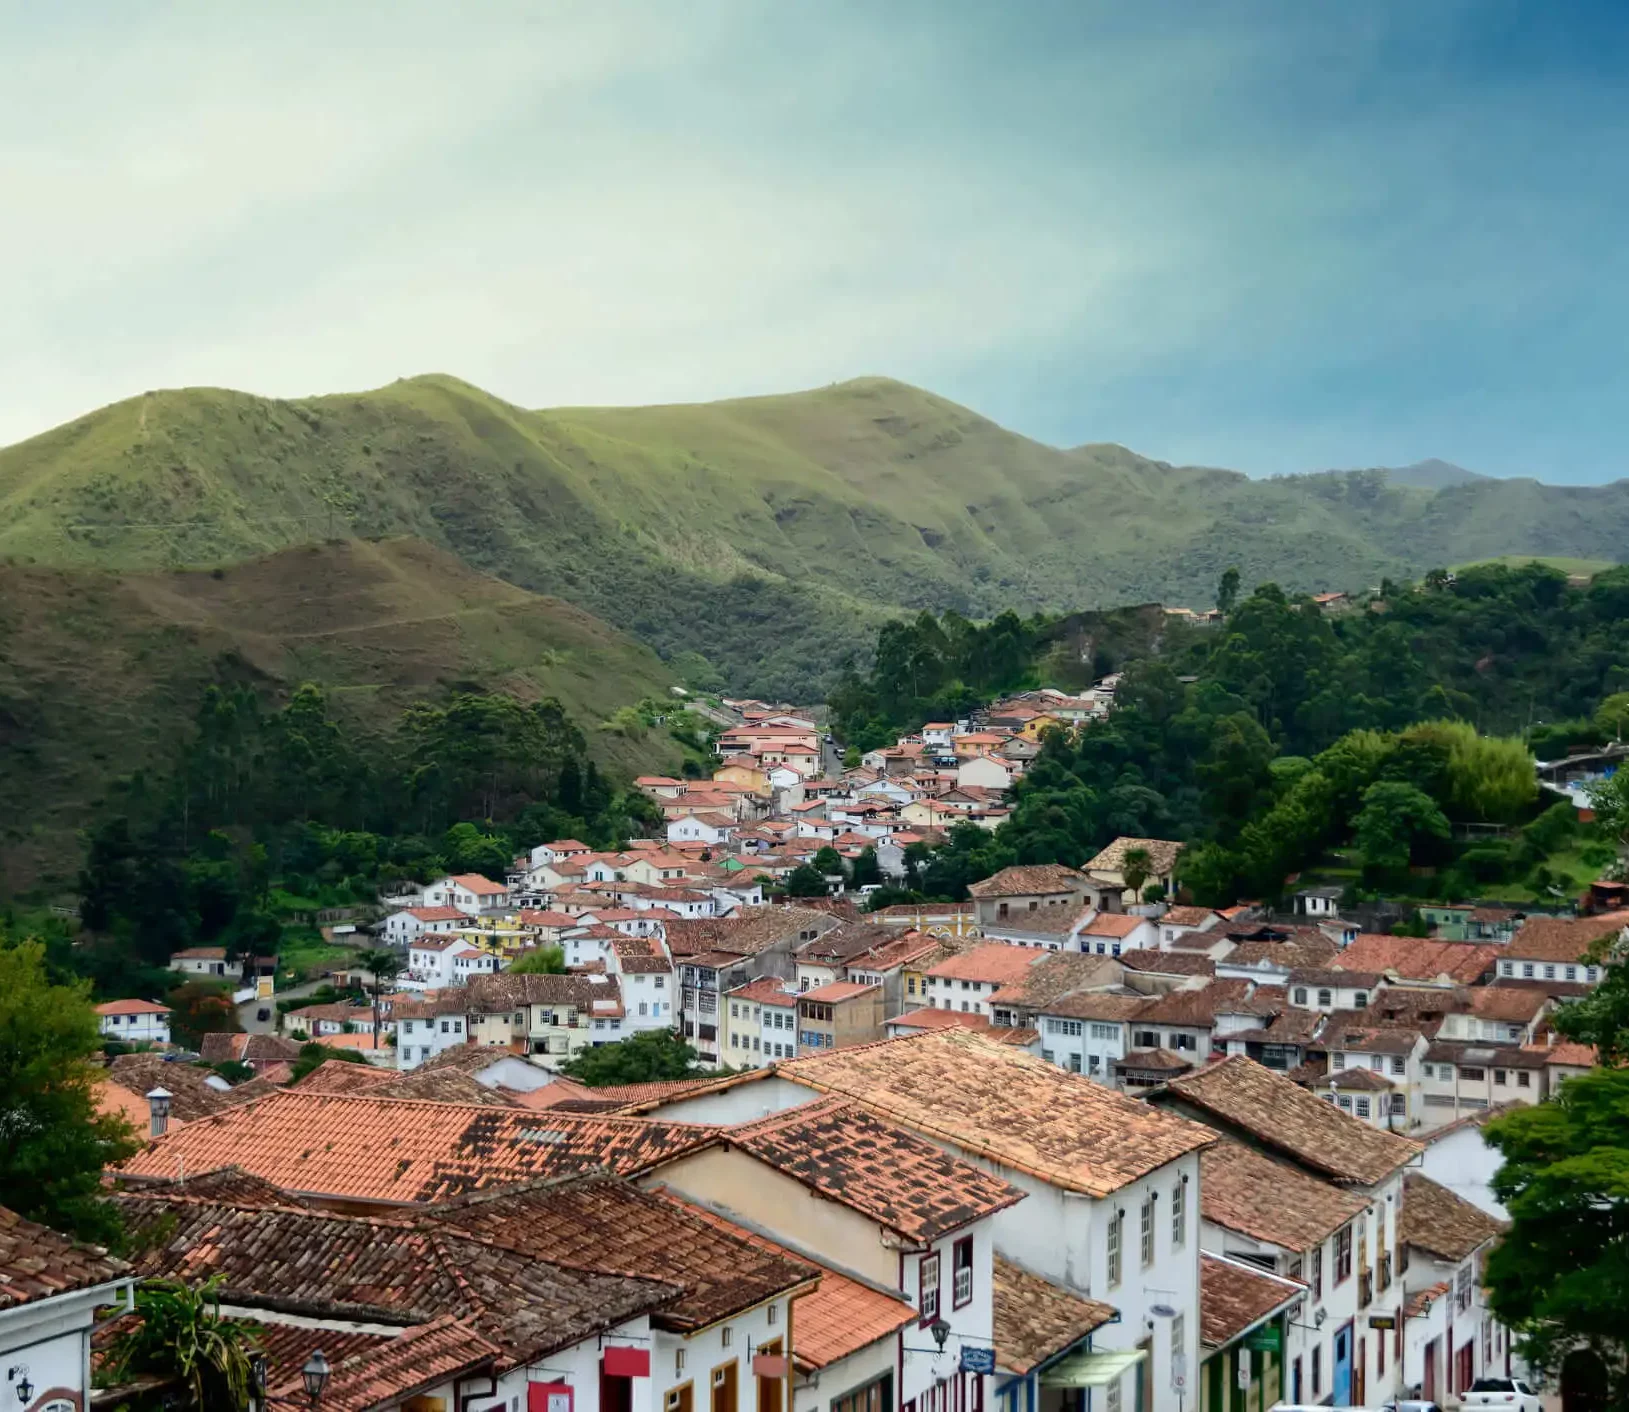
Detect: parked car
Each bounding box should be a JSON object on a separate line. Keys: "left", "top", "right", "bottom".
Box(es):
{"left": 257, "top": 1007, "right": 272, "bottom": 1022}
{"left": 1463, "top": 1378, "right": 1542, "bottom": 1412}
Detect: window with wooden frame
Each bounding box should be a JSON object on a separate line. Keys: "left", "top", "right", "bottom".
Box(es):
{"left": 919, "top": 1251, "right": 941, "bottom": 1320}
{"left": 1140, "top": 1193, "right": 1156, "bottom": 1267}
{"left": 1107, "top": 1210, "right": 1123, "bottom": 1287}
{"left": 1335, "top": 1224, "right": 1353, "bottom": 1283}
{"left": 1171, "top": 1182, "right": 1186, "bottom": 1248}
{"left": 953, "top": 1237, "right": 974, "bottom": 1308}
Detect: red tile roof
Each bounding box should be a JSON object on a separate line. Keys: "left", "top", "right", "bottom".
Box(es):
{"left": 967, "top": 865, "right": 1089, "bottom": 899}
{"left": 429, "top": 1175, "right": 817, "bottom": 1330}
{"left": 1201, "top": 1141, "right": 1369, "bottom": 1250}
{"left": 779, "top": 1030, "right": 1215, "bottom": 1197}
{"left": 726, "top": 1096, "right": 1027, "bottom": 1241}
{"left": 800, "top": 980, "right": 879, "bottom": 1003}
{"left": 729, "top": 979, "right": 801, "bottom": 1007}
{"left": 266, "top": 1314, "right": 500, "bottom": 1412}
{"left": 1199, "top": 1253, "right": 1304, "bottom": 1347}
{"left": 119, "top": 1092, "right": 719, "bottom": 1204}
{"left": 403, "top": 906, "right": 469, "bottom": 923}
{"left": 448, "top": 874, "right": 508, "bottom": 894}
{"left": 925, "top": 944, "right": 1043, "bottom": 985}
{"left": 1335, "top": 935, "right": 1497, "bottom": 984}
{"left": 1078, "top": 912, "right": 1148, "bottom": 938}
{"left": 0, "top": 1205, "right": 129, "bottom": 1308}
{"left": 1507, "top": 910, "right": 1629, "bottom": 963}
{"left": 95, "top": 998, "right": 171, "bottom": 1016}
{"left": 1399, "top": 1173, "right": 1507, "bottom": 1262}
{"left": 993, "top": 1257, "right": 1116, "bottom": 1374}
{"left": 1159, "top": 1056, "right": 1419, "bottom": 1186}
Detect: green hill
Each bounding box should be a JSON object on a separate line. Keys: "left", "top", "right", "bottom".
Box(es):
{"left": 2, "top": 374, "right": 1625, "bottom": 701}
{"left": 0, "top": 537, "right": 679, "bottom": 890}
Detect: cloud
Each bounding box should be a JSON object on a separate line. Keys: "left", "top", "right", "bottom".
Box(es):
{"left": 3, "top": 1, "right": 1627, "bottom": 482}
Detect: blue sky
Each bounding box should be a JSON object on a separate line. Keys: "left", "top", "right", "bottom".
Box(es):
{"left": 4, "top": 0, "right": 1627, "bottom": 481}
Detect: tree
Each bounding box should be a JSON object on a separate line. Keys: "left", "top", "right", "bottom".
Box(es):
{"left": 1588, "top": 768, "right": 1629, "bottom": 849}
{"left": 509, "top": 945, "right": 566, "bottom": 974}
{"left": 1483, "top": 1069, "right": 1629, "bottom": 1406}
{"left": 0, "top": 937, "right": 139, "bottom": 1242}
{"left": 850, "top": 847, "right": 883, "bottom": 889}
{"left": 1216, "top": 566, "right": 1241, "bottom": 615}
{"left": 812, "top": 846, "right": 846, "bottom": 878}
{"left": 105, "top": 1276, "right": 259, "bottom": 1410}
{"left": 784, "top": 863, "right": 830, "bottom": 898}
{"left": 356, "top": 947, "right": 405, "bottom": 1041}
{"left": 1595, "top": 691, "right": 1629, "bottom": 741}
{"left": 1121, "top": 847, "right": 1153, "bottom": 900}
{"left": 166, "top": 980, "right": 241, "bottom": 1050}
{"left": 843, "top": 745, "right": 861, "bottom": 769}
{"left": 288, "top": 1041, "right": 370, "bottom": 1083}
{"left": 561, "top": 1029, "right": 712, "bottom": 1086}
{"left": 1352, "top": 781, "right": 1451, "bottom": 879}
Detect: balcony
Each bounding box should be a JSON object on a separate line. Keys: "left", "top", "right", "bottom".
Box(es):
{"left": 1358, "top": 1269, "right": 1373, "bottom": 1309}
{"left": 1377, "top": 1253, "right": 1391, "bottom": 1293}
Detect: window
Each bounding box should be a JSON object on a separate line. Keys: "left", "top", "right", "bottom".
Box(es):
{"left": 721, "top": 1327, "right": 733, "bottom": 1348}
{"left": 1338, "top": 1095, "right": 1353, "bottom": 1112}
{"left": 1090, "top": 1022, "right": 1119, "bottom": 1039}
{"left": 767, "top": 1304, "right": 778, "bottom": 1326}
{"left": 676, "top": 1350, "right": 686, "bottom": 1375}
{"left": 1171, "top": 1183, "right": 1186, "bottom": 1247}
{"left": 1517, "top": 1071, "right": 1531, "bottom": 1088}
{"left": 907, "top": 977, "right": 917, "bottom": 995}
{"left": 1544, "top": 965, "right": 1557, "bottom": 979}
{"left": 1318, "top": 989, "right": 1332, "bottom": 1008}
{"left": 1311, "top": 1245, "right": 1323, "bottom": 1298}
{"left": 1105, "top": 1378, "right": 1121, "bottom": 1412}
{"left": 1422, "top": 1063, "right": 1434, "bottom": 1079}
{"left": 1068, "top": 1053, "right": 1082, "bottom": 1073}
{"left": 1312, "top": 1345, "right": 1322, "bottom": 1397}
{"left": 1522, "top": 963, "right": 1534, "bottom": 978}
{"left": 1354, "top": 991, "right": 1369, "bottom": 1008}
{"left": 1332, "top": 1053, "right": 1346, "bottom": 1070}
{"left": 1391, "top": 1056, "right": 1406, "bottom": 1075}
{"left": 1355, "top": 1097, "right": 1371, "bottom": 1118}
{"left": 1042, "top": 1049, "right": 1055, "bottom": 1066}
{"left": 1107, "top": 1210, "right": 1123, "bottom": 1287}
{"left": 1293, "top": 987, "right": 1308, "bottom": 1004}
{"left": 1335, "top": 1225, "right": 1353, "bottom": 1283}
{"left": 1494, "top": 1069, "right": 1508, "bottom": 1086}
{"left": 1370, "top": 1055, "right": 1384, "bottom": 1071}
{"left": 919, "top": 1252, "right": 940, "bottom": 1320}
{"left": 1462, "top": 1066, "right": 1486, "bottom": 1082}
{"left": 1172, "top": 1033, "right": 1196, "bottom": 1051}
{"left": 1140, "top": 1193, "right": 1155, "bottom": 1267}
{"left": 1456, "top": 1262, "right": 1473, "bottom": 1312}
{"left": 1134, "top": 1030, "right": 1160, "bottom": 1049}
{"left": 1172, "top": 1312, "right": 1185, "bottom": 1371}
{"left": 953, "top": 1237, "right": 974, "bottom": 1308}
{"left": 1391, "top": 1093, "right": 1406, "bottom": 1115}
{"left": 832, "top": 1373, "right": 893, "bottom": 1412}
{"left": 1566, "top": 966, "right": 1578, "bottom": 981}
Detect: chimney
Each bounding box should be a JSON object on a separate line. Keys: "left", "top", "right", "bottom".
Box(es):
{"left": 146, "top": 1087, "right": 173, "bottom": 1139}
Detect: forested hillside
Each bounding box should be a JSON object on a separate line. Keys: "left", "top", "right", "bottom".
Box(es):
{"left": 0, "top": 538, "right": 680, "bottom": 889}
{"left": 2, "top": 373, "right": 1624, "bottom": 700}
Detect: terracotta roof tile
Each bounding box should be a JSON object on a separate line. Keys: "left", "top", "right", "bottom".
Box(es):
{"left": 993, "top": 1257, "right": 1116, "bottom": 1374}
{"left": 800, "top": 981, "right": 879, "bottom": 1003}
{"left": 967, "top": 865, "right": 1089, "bottom": 899}
{"left": 1541, "top": 1040, "right": 1598, "bottom": 1067}
{"left": 1119, "top": 950, "right": 1217, "bottom": 978}
{"left": 200, "top": 1032, "right": 303, "bottom": 1065}
{"left": 0, "top": 1205, "right": 129, "bottom": 1308}
{"left": 1136, "top": 980, "right": 1274, "bottom": 1028}
{"left": 448, "top": 874, "right": 508, "bottom": 894}
{"left": 1334, "top": 935, "right": 1497, "bottom": 984}
{"left": 1159, "top": 1056, "right": 1419, "bottom": 1186}
{"left": 925, "top": 944, "right": 1044, "bottom": 986}
{"left": 1085, "top": 837, "right": 1184, "bottom": 876}
{"left": 1078, "top": 913, "right": 1148, "bottom": 939}
{"left": 1399, "top": 1173, "right": 1507, "bottom": 1262}
{"left": 727, "top": 1096, "right": 1026, "bottom": 1241}
{"left": 987, "top": 954, "right": 1123, "bottom": 1009}
{"left": 1199, "top": 1253, "right": 1304, "bottom": 1348}
{"left": 1507, "top": 911, "right": 1629, "bottom": 964}
{"left": 95, "top": 998, "right": 171, "bottom": 1015}
{"left": 118, "top": 1091, "right": 719, "bottom": 1204}
{"left": 105, "top": 1054, "right": 282, "bottom": 1121}
{"left": 115, "top": 1195, "right": 678, "bottom": 1364}
{"left": 1465, "top": 988, "right": 1550, "bottom": 1022}
{"left": 429, "top": 1176, "right": 815, "bottom": 1330}
{"left": 266, "top": 1314, "right": 499, "bottom": 1412}
{"left": 118, "top": 1165, "right": 310, "bottom": 1209}
{"left": 1201, "top": 1141, "right": 1368, "bottom": 1250}
{"left": 779, "top": 1030, "right": 1215, "bottom": 1196}
{"left": 1161, "top": 907, "right": 1219, "bottom": 928}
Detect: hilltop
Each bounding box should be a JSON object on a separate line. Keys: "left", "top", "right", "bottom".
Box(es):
{"left": 2, "top": 373, "right": 1625, "bottom": 701}
{"left": 0, "top": 538, "right": 679, "bottom": 889}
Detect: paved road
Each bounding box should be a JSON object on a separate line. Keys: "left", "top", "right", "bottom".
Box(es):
{"left": 236, "top": 977, "right": 328, "bottom": 1035}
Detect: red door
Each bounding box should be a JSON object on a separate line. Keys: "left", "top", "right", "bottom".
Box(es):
{"left": 1424, "top": 1339, "right": 1438, "bottom": 1402}
{"left": 1458, "top": 1343, "right": 1475, "bottom": 1396}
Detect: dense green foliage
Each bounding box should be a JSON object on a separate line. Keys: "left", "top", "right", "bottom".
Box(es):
{"left": 851, "top": 564, "right": 1629, "bottom": 905}
{"left": 104, "top": 1276, "right": 258, "bottom": 1410}
{"left": 287, "top": 1041, "right": 373, "bottom": 1083}
{"left": 1484, "top": 1070, "right": 1629, "bottom": 1407}
{"left": 0, "top": 936, "right": 138, "bottom": 1241}
{"left": 509, "top": 945, "right": 567, "bottom": 974}
{"left": 75, "top": 684, "right": 660, "bottom": 992}
{"left": 559, "top": 1028, "right": 719, "bottom": 1086}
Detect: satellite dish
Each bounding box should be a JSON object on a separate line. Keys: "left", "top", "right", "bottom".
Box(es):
{"left": 1150, "top": 1304, "right": 1178, "bottom": 1319}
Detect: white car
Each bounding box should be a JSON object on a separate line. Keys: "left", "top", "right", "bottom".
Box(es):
{"left": 1462, "top": 1378, "right": 1542, "bottom": 1412}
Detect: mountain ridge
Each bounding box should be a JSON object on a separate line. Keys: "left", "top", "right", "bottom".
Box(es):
{"left": 2, "top": 373, "right": 1625, "bottom": 703}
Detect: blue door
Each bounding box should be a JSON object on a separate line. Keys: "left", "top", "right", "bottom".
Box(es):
{"left": 1333, "top": 1324, "right": 1353, "bottom": 1407}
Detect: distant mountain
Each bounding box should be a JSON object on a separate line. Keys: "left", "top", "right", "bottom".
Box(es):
{"left": 1379, "top": 459, "right": 1491, "bottom": 491}
{"left": 2, "top": 374, "right": 1625, "bottom": 708}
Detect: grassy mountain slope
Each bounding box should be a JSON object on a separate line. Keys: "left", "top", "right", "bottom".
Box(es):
{"left": 2, "top": 374, "right": 1625, "bottom": 701}
{"left": 0, "top": 537, "right": 677, "bottom": 890}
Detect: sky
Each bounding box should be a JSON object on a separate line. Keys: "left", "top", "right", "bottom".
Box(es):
{"left": 5, "top": 0, "right": 1628, "bottom": 481}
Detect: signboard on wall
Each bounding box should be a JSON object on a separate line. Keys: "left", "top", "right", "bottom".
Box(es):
{"left": 529, "top": 1382, "right": 574, "bottom": 1412}
{"left": 959, "top": 1347, "right": 996, "bottom": 1375}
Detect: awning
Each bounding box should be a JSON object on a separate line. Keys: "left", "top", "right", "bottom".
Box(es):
{"left": 1040, "top": 1348, "right": 1148, "bottom": 1389}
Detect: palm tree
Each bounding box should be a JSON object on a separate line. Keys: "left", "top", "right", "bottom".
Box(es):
{"left": 1121, "top": 847, "right": 1152, "bottom": 904}
{"left": 356, "top": 946, "right": 405, "bottom": 1043}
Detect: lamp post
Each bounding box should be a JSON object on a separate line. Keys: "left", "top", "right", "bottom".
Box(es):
{"left": 302, "top": 1350, "right": 330, "bottom": 1406}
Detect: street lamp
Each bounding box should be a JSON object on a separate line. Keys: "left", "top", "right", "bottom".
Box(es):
{"left": 930, "top": 1318, "right": 951, "bottom": 1351}
{"left": 302, "top": 1350, "right": 330, "bottom": 1405}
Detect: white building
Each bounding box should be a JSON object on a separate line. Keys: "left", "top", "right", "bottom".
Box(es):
{"left": 1152, "top": 1056, "right": 1416, "bottom": 1409}
{"left": 420, "top": 873, "right": 512, "bottom": 916}
{"left": 667, "top": 812, "right": 735, "bottom": 846}
{"left": 1397, "top": 1172, "right": 1512, "bottom": 1402}
{"left": 168, "top": 946, "right": 230, "bottom": 978}
{"left": 0, "top": 1205, "right": 135, "bottom": 1412}
{"left": 393, "top": 991, "right": 473, "bottom": 1070}
{"left": 382, "top": 904, "right": 468, "bottom": 948}
{"left": 635, "top": 1029, "right": 1215, "bottom": 1412}
{"left": 95, "top": 998, "right": 172, "bottom": 1045}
